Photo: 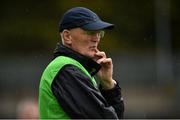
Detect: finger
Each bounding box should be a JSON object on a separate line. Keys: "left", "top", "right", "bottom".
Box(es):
{"left": 101, "top": 58, "right": 112, "bottom": 64}
{"left": 95, "top": 51, "right": 106, "bottom": 58}
{"left": 102, "top": 58, "right": 112, "bottom": 62}
{"left": 97, "top": 57, "right": 106, "bottom": 64}
{"left": 93, "top": 51, "right": 106, "bottom": 62}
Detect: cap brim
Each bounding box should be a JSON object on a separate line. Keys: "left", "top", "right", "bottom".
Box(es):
{"left": 81, "top": 20, "right": 114, "bottom": 31}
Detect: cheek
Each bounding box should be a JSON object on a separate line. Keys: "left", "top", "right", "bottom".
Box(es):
{"left": 71, "top": 34, "right": 92, "bottom": 54}
{"left": 74, "top": 38, "right": 90, "bottom": 48}
{"left": 71, "top": 39, "right": 88, "bottom": 52}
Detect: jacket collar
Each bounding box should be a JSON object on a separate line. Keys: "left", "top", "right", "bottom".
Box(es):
{"left": 53, "top": 43, "right": 101, "bottom": 76}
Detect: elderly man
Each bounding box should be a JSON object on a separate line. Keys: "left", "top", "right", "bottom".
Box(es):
{"left": 39, "top": 7, "right": 124, "bottom": 119}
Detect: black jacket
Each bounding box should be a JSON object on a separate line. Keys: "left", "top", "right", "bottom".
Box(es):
{"left": 51, "top": 43, "right": 124, "bottom": 119}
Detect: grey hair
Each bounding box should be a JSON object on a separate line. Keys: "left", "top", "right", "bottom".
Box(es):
{"left": 60, "top": 31, "right": 65, "bottom": 45}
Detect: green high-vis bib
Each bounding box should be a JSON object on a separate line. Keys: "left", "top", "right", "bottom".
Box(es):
{"left": 39, "top": 56, "right": 97, "bottom": 119}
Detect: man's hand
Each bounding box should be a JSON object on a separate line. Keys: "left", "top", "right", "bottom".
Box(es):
{"left": 94, "top": 51, "right": 116, "bottom": 89}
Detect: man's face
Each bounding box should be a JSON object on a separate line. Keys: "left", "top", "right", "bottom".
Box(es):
{"left": 66, "top": 28, "right": 104, "bottom": 59}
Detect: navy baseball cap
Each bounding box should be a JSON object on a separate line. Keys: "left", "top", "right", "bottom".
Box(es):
{"left": 59, "top": 7, "right": 114, "bottom": 32}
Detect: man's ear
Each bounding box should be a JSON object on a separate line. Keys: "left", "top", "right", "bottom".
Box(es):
{"left": 61, "top": 30, "right": 72, "bottom": 45}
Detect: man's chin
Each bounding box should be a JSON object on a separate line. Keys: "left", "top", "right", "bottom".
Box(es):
{"left": 89, "top": 52, "right": 99, "bottom": 61}
{"left": 85, "top": 52, "right": 95, "bottom": 59}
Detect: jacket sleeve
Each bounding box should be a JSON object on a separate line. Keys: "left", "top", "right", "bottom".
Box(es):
{"left": 99, "top": 82, "right": 124, "bottom": 118}
{"left": 51, "top": 64, "right": 124, "bottom": 119}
